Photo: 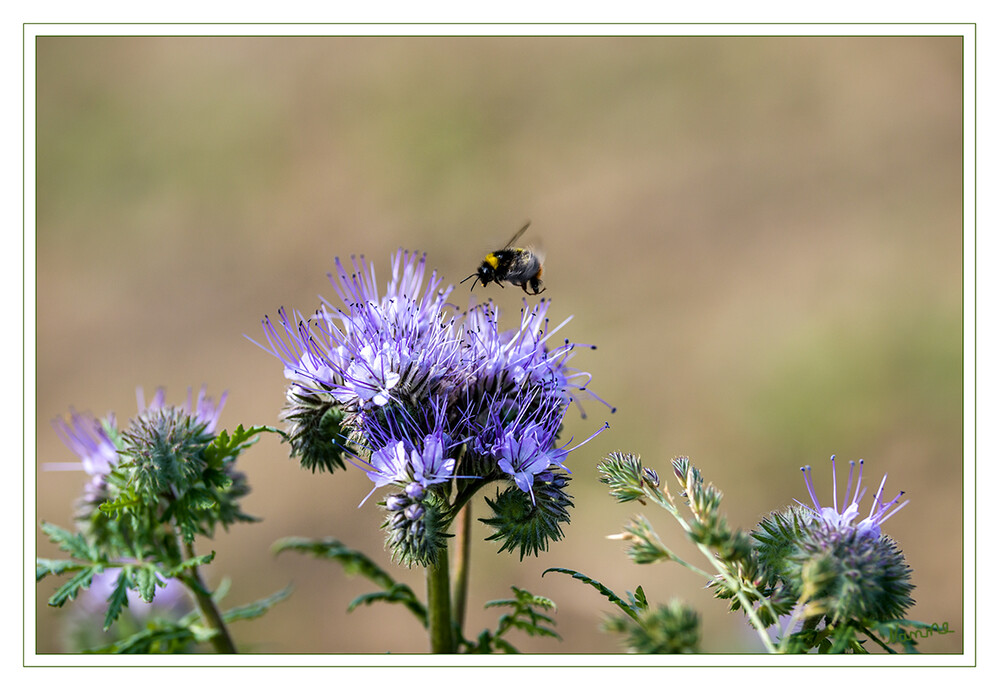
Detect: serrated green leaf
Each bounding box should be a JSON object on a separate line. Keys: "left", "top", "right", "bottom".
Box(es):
{"left": 273, "top": 537, "right": 396, "bottom": 590}
{"left": 202, "top": 468, "right": 232, "bottom": 490}
{"left": 478, "top": 586, "right": 561, "bottom": 649}
{"left": 506, "top": 616, "right": 559, "bottom": 638}
{"left": 36, "top": 558, "right": 86, "bottom": 581}
{"left": 87, "top": 621, "right": 197, "bottom": 654}
{"left": 492, "top": 638, "right": 519, "bottom": 653}
{"left": 40, "top": 522, "right": 97, "bottom": 561}
{"left": 48, "top": 565, "right": 100, "bottom": 608}
{"left": 204, "top": 425, "right": 276, "bottom": 467}
{"left": 136, "top": 566, "right": 161, "bottom": 603}
{"left": 220, "top": 584, "right": 293, "bottom": 624}
{"left": 543, "top": 567, "right": 641, "bottom": 622}
{"left": 185, "top": 487, "right": 218, "bottom": 510}
{"left": 275, "top": 537, "right": 429, "bottom": 625}
{"left": 97, "top": 491, "right": 141, "bottom": 517}
{"left": 103, "top": 570, "right": 131, "bottom": 630}
{"left": 166, "top": 551, "right": 216, "bottom": 577}
{"left": 347, "top": 584, "right": 427, "bottom": 626}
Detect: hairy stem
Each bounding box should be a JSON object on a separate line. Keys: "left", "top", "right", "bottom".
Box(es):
{"left": 181, "top": 541, "right": 237, "bottom": 654}
{"left": 452, "top": 503, "right": 472, "bottom": 636}
{"left": 427, "top": 543, "right": 456, "bottom": 653}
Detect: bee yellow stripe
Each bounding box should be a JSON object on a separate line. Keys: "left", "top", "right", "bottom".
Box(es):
{"left": 484, "top": 254, "right": 500, "bottom": 270}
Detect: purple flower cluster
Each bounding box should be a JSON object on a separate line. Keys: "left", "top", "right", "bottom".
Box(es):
{"left": 789, "top": 455, "right": 915, "bottom": 623}
{"left": 257, "top": 250, "right": 610, "bottom": 505}
{"left": 52, "top": 410, "right": 120, "bottom": 510}
{"left": 255, "top": 250, "right": 611, "bottom": 564}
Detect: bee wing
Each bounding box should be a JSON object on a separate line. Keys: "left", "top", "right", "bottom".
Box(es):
{"left": 503, "top": 220, "right": 532, "bottom": 249}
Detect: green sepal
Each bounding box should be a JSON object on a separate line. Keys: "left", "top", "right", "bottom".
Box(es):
{"left": 480, "top": 476, "right": 573, "bottom": 560}
{"left": 280, "top": 392, "right": 351, "bottom": 473}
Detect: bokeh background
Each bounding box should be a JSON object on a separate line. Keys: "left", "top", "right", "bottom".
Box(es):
{"left": 33, "top": 35, "right": 964, "bottom": 655}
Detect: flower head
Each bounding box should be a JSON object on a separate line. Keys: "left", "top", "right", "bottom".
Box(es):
{"left": 754, "top": 455, "right": 915, "bottom": 625}
{"left": 256, "top": 249, "right": 614, "bottom": 564}
{"left": 50, "top": 386, "right": 251, "bottom": 550}
{"left": 797, "top": 455, "right": 909, "bottom": 541}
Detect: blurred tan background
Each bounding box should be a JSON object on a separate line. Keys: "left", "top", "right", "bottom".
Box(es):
{"left": 33, "top": 36, "right": 964, "bottom": 655}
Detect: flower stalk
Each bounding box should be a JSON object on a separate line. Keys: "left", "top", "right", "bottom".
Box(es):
{"left": 180, "top": 540, "right": 237, "bottom": 654}
{"left": 427, "top": 543, "right": 456, "bottom": 653}
{"left": 452, "top": 503, "right": 472, "bottom": 635}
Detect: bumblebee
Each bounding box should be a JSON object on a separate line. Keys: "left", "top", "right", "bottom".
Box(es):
{"left": 461, "top": 221, "right": 546, "bottom": 295}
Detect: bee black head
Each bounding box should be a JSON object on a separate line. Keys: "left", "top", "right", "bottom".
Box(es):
{"left": 461, "top": 263, "right": 495, "bottom": 290}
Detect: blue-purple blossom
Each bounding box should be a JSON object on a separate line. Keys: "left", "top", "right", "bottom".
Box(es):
{"left": 51, "top": 410, "right": 120, "bottom": 508}
{"left": 366, "top": 441, "right": 411, "bottom": 488}
{"left": 342, "top": 344, "right": 402, "bottom": 407}
{"left": 254, "top": 251, "right": 464, "bottom": 410}
{"left": 460, "top": 299, "right": 613, "bottom": 419}
{"left": 354, "top": 432, "right": 459, "bottom": 506}
{"left": 495, "top": 425, "right": 567, "bottom": 499}
{"left": 798, "top": 455, "right": 909, "bottom": 540}
{"left": 52, "top": 411, "right": 119, "bottom": 478}
{"left": 256, "top": 249, "right": 612, "bottom": 563}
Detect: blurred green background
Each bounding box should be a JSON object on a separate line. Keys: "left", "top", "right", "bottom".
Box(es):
{"left": 33, "top": 35, "right": 964, "bottom": 654}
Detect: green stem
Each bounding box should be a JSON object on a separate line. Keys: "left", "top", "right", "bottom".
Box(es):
{"left": 427, "top": 543, "right": 456, "bottom": 653}
{"left": 181, "top": 541, "right": 237, "bottom": 654}
{"left": 452, "top": 503, "right": 472, "bottom": 637}
{"left": 667, "top": 482, "right": 779, "bottom": 654}
{"left": 695, "top": 543, "right": 778, "bottom": 654}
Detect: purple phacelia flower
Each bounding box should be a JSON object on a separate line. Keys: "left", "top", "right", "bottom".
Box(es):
{"left": 255, "top": 248, "right": 614, "bottom": 564}
{"left": 52, "top": 410, "right": 119, "bottom": 478}
{"left": 798, "top": 455, "right": 909, "bottom": 541}
{"left": 51, "top": 410, "right": 120, "bottom": 509}
{"left": 255, "top": 251, "right": 463, "bottom": 411}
